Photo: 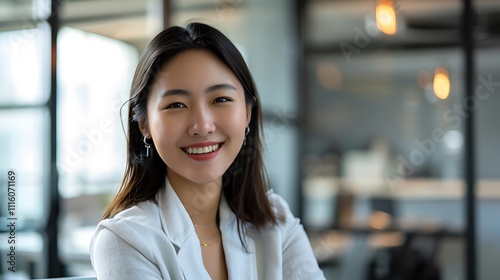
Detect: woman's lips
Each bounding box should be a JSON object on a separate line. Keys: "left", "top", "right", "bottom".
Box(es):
{"left": 181, "top": 142, "right": 224, "bottom": 161}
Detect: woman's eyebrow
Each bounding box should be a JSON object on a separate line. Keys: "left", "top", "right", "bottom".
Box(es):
{"left": 160, "top": 89, "right": 189, "bottom": 98}
{"left": 160, "top": 83, "right": 237, "bottom": 98}
{"left": 204, "top": 83, "right": 237, "bottom": 93}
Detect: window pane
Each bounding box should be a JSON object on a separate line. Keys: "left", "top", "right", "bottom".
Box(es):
{"left": 476, "top": 47, "right": 500, "bottom": 179}
{"left": 0, "top": 24, "right": 50, "bottom": 105}
{"left": 301, "top": 1, "right": 471, "bottom": 279}
{"left": 306, "top": 48, "right": 464, "bottom": 179}
{"left": 56, "top": 27, "right": 138, "bottom": 198}
{"left": 56, "top": 28, "right": 139, "bottom": 276}
{"left": 263, "top": 117, "right": 298, "bottom": 213}
{"left": 476, "top": 46, "right": 500, "bottom": 279}
{"left": 0, "top": 109, "right": 49, "bottom": 227}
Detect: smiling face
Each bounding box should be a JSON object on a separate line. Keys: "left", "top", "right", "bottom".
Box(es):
{"left": 140, "top": 49, "right": 251, "bottom": 186}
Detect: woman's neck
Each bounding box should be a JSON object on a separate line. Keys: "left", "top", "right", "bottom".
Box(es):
{"left": 167, "top": 169, "right": 223, "bottom": 226}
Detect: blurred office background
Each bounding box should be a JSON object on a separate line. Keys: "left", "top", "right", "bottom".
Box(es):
{"left": 0, "top": 0, "right": 499, "bottom": 279}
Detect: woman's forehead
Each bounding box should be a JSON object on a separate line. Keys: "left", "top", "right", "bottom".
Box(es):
{"left": 150, "top": 50, "right": 243, "bottom": 93}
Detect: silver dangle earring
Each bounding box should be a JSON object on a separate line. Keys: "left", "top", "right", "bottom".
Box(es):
{"left": 143, "top": 136, "right": 151, "bottom": 157}
{"left": 243, "top": 127, "right": 250, "bottom": 146}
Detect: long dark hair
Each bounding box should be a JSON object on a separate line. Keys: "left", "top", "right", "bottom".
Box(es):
{"left": 102, "top": 22, "right": 277, "bottom": 233}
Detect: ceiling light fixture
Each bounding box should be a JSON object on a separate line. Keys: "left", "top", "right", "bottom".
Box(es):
{"left": 433, "top": 67, "right": 451, "bottom": 100}
{"left": 376, "top": 0, "right": 397, "bottom": 35}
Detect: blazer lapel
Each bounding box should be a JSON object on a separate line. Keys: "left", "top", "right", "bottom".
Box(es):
{"left": 219, "top": 195, "right": 258, "bottom": 280}
{"left": 157, "top": 177, "right": 257, "bottom": 280}
{"left": 157, "top": 178, "right": 211, "bottom": 280}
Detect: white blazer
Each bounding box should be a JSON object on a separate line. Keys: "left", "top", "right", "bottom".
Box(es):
{"left": 90, "top": 179, "right": 325, "bottom": 280}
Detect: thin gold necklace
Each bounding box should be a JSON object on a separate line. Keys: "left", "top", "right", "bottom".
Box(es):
{"left": 199, "top": 236, "right": 221, "bottom": 247}
{"left": 193, "top": 222, "right": 216, "bottom": 228}
{"left": 194, "top": 223, "right": 220, "bottom": 246}
{"left": 198, "top": 233, "right": 218, "bottom": 241}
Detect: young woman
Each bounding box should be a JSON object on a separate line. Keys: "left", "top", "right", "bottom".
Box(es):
{"left": 90, "top": 22, "right": 325, "bottom": 280}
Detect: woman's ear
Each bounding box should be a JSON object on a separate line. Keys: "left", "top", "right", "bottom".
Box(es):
{"left": 246, "top": 104, "right": 252, "bottom": 127}
{"left": 138, "top": 119, "right": 150, "bottom": 137}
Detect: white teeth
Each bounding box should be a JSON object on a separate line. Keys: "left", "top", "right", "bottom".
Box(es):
{"left": 185, "top": 144, "right": 219, "bottom": 155}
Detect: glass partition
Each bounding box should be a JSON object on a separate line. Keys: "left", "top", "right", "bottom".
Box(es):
{"left": 301, "top": 0, "right": 500, "bottom": 279}
{"left": 0, "top": 17, "right": 51, "bottom": 278}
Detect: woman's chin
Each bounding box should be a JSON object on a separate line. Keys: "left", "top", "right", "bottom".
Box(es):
{"left": 173, "top": 169, "right": 225, "bottom": 186}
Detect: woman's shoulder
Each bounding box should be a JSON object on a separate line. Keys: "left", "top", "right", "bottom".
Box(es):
{"left": 90, "top": 201, "right": 173, "bottom": 274}
{"left": 94, "top": 200, "right": 163, "bottom": 240}
{"left": 266, "top": 190, "right": 297, "bottom": 225}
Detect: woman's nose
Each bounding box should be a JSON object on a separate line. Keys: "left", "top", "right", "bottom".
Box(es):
{"left": 187, "top": 106, "right": 216, "bottom": 137}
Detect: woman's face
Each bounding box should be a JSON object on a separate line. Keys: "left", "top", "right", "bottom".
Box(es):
{"left": 142, "top": 50, "right": 251, "bottom": 185}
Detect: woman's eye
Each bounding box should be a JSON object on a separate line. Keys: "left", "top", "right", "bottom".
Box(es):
{"left": 214, "top": 97, "right": 231, "bottom": 103}
{"left": 166, "top": 102, "right": 185, "bottom": 109}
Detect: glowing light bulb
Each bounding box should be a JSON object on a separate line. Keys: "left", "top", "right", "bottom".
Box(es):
{"left": 433, "top": 67, "right": 451, "bottom": 100}
{"left": 376, "top": 0, "right": 397, "bottom": 35}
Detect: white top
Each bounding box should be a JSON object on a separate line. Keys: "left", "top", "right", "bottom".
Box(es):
{"left": 90, "top": 178, "right": 325, "bottom": 280}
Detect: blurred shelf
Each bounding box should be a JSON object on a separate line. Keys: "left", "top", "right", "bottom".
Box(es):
{"left": 304, "top": 177, "right": 500, "bottom": 200}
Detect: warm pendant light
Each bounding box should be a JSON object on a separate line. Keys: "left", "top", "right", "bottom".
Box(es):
{"left": 376, "top": 0, "right": 397, "bottom": 35}
{"left": 433, "top": 67, "right": 451, "bottom": 100}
